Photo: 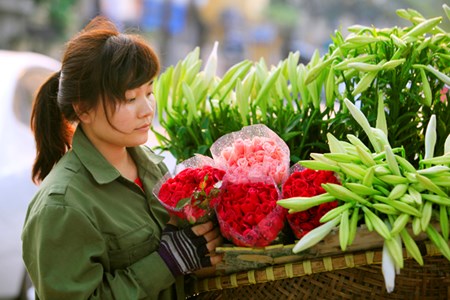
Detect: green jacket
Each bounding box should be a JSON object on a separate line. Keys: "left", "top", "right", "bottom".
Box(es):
{"left": 22, "top": 127, "right": 186, "bottom": 299}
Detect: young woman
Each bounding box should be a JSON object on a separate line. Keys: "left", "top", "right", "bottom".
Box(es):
{"left": 22, "top": 16, "right": 222, "bottom": 299}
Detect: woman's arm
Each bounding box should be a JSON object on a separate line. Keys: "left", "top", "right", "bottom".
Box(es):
{"left": 22, "top": 204, "right": 176, "bottom": 299}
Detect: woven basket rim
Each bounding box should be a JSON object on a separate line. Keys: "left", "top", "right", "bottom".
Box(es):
{"left": 189, "top": 240, "right": 446, "bottom": 295}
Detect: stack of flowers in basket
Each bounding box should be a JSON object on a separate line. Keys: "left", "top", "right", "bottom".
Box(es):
{"left": 152, "top": 124, "right": 340, "bottom": 248}
{"left": 153, "top": 154, "right": 225, "bottom": 226}
{"left": 210, "top": 124, "right": 290, "bottom": 247}
{"left": 281, "top": 166, "right": 339, "bottom": 239}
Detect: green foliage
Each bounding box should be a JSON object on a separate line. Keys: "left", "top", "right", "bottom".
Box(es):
{"left": 37, "top": 0, "right": 77, "bottom": 36}
{"left": 153, "top": 7, "right": 450, "bottom": 167}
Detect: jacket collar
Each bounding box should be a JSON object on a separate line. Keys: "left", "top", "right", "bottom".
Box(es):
{"left": 72, "top": 126, "right": 165, "bottom": 184}
{"left": 128, "top": 146, "right": 165, "bottom": 175}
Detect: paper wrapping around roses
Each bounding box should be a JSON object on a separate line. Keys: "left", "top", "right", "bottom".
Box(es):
{"left": 214, "top": 181, "right": 287, "bottom": 247}
{"left": 210, "top": 124, "right": 290, "bottom": 186}
{"left": 152, "top": 154, "right": 225, "bottom": 226}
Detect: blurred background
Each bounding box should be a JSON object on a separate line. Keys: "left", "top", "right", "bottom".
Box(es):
{"left": 0, "top": 1, "right": 448, "bottom": 299}
{"left": 1, "top": 0, "right": 449, "bottom": 73}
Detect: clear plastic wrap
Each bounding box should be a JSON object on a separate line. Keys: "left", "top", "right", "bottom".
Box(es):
{"left": 215, "top": 180, "right": 286, "bottom": 247}
{"left": 210, "top": 125, "right": 290, "bottom": 246}
{"left": 210, "top": 124, "right": 290, "bottom": 185}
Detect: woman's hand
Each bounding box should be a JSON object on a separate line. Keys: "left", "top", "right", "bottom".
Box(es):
{"left": 190, "top": 221, "right": 224, "bottom": 278}
{"left": 158, "top": 220, "right": 223, "bottom": 276}
{"left": 190, "top": 221, "right": 223, "bottom": 266}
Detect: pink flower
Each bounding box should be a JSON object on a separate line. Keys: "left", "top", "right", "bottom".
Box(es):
{"left": 209, "top": 125, "right": 290, "bottom": 247}
{"left": 211, "top": 125, "right": 290, "bottom": 185}
{"left": 440, "top": 86, "right": 448, "bottom": 103}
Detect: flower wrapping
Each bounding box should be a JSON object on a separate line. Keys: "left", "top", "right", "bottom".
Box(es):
{"left": 281, "top": 166, "right": 339, "bottom": 239}
{"left": 215, "top": 181, "right": 286, "bottom": 247}
{"left": 153, "top": 154, "right": 225, "bottom": 226}
{"left": 210, "top": 124, "right": 290, "bottom": 185}
{"left": 210, "top": 124, "right": 289, "bottom": 247}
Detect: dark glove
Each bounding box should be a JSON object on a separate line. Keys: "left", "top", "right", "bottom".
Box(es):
{"left": 157, "top": 224, "right": 212, "bottom": 276}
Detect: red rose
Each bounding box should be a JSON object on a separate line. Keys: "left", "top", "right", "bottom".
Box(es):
{"left": 156, "top": 166, "right": 225, "bottom": 223}
{"left": 215, "top": 181, "right": 286, "bottom": 247}
{"left": 281, "top": 169, "right": 339, "bottom": 239}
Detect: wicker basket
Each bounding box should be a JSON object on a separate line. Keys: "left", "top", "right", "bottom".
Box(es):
{"left": 186, "top": 226, "right": 450, "bottom": 299}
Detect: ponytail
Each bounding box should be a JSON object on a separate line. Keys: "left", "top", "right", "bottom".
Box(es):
{"left": 31, "top": 72, "right": 74, "bottom": 183}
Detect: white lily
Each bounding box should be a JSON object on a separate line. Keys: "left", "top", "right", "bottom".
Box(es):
{"left": 382, "top": 241, "right": 396, "bottom": 293}
{"left": 376, "top": 93, "right": 388, "bottom": 137}
{"left": 203, "top": 41, "right": 219, "bottom": 85}
{"left": 444, "top": 134, "right": 450, "bottom": 155}
{"left": 424, "top": 114, "right": 436, "bottom": 159}
{"left": 371, "top": 128, "right": 390, "bottom": 149}
{"left": 293, "top": 217, "right": 340, "bottom": 253}
{"left": 344, "top": 98, "right": 382, "bottom": 153}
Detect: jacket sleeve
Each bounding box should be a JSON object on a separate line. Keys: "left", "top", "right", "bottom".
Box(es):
{"left": 22, "top": 203, "right": 176, "bottom": 300}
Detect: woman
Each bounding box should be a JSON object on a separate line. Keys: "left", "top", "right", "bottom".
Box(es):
{"left": 22, "top": 16, "right": 222, "bottom": 299}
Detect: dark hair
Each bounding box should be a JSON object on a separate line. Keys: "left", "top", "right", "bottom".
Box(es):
{"left": 31, "top": 16, "right": 160, "bottom": 183}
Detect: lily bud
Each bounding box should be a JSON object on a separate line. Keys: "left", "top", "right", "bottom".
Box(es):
{"left": 382, "top": 241, "right": 396, "bottom": 293}
{"left": 344, "top": 99, "right": 382, "bottom": 153}
{"left": 424, "top": 115, "right": 436, "bottom": 159}
{"left": 293, "top": 217, "right": 340, "bottom": 253}
{"left": 444, "top": 134, "right": 450, "bottom": 155}
{"left": 203, "top": 41, "right": 219, "bottom": 84}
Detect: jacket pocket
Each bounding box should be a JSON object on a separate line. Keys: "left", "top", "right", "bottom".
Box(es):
{"left": 107, "top": 223, "right": 159, "bottom": 271}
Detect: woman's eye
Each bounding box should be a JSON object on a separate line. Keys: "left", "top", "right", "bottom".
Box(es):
{"left": 127, "top": 98, "right": 136, "bottom": 102}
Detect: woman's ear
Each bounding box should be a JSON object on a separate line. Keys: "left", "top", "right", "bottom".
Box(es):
{"left": 73, "top": 103, "right": 93, "bottom": 124}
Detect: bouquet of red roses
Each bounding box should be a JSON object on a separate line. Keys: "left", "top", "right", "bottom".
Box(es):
{"left": 281, "top": 166, "right": 339, "bottom": 239}
{"left": 210, "top": 125, "right": 289, "bottom": 247}
{"left": 215, "top": 180, "right": 286, "bottom": 247}
{"left": 153, "top": 154, "right": 225, "bottom": 226}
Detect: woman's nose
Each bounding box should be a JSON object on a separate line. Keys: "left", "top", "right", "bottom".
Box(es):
{"left": 139, "top": 95, "right": 155, "bottom": 118}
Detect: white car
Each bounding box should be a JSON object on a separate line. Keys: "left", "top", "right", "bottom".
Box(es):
{"left": 0, "top": 50, "right": 60, "bottom": 300}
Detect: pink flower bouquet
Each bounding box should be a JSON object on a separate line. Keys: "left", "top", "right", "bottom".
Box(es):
{"left": 210, "top": 124, "right": 290, "bottom": 185}
{"left": 153, "top": 154, "right": 225, "bottom": 226}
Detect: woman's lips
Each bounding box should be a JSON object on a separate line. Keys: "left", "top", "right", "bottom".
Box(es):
{"left": 136, "top": 124, "right": 150, "bottom": 131}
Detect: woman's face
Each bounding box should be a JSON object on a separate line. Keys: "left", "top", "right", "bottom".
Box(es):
{"left": 80, "top": 81, "right": 156, "bottom": 150}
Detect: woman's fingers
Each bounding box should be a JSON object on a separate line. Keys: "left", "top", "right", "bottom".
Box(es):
{"left": 203, "top": 226, "right": 221, "bottom": 242}
{"left": 190, "top": 221, "right": 224, "bottom": 267}
{"left": 210, "top": 253, "right": 224, "bottom": 266}
{"left": 206, "top": 234, "right": 223, "bottom": 252}
{"left": 188, "top": 221, "right": 223, "bottom": 254}
{"left": 191, "top": 221, "right": 214, "bottom": 236}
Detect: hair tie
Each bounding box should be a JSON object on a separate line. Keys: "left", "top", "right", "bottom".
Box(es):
{"left": 57, "top": 71, "right": 64, "bottom": 104}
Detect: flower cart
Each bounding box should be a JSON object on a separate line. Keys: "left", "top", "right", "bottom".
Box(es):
{"left": 182, "top": 100, "right": 450, "bottom": 299}
{"left": 187, "top": 228, "right": 450, "bottom": 299}
{"left": 152, "top": 6, "right": 450, "bottom": 299}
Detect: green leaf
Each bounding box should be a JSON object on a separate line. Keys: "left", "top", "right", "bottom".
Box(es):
{"left": 255, "top": 66, "right": 282, "bottom": 106}
{"left": 210, "top": 60, "right": 252, "bottom": 98}
{"left": 175, "top": 197, "right": 191, "bottom": 209}
{"left": 281, "top": 131, "right": 302, "bottom": 141}
{"left": 181, "top": 82, "right": 197, "bottom": 125}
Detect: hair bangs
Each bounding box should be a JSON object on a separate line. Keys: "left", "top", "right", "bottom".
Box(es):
{"left": 100, "top": 34, "right": 160, "bottom": 106}
{"left": 126, "top": 37, "right": 160, "bottom": 89}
